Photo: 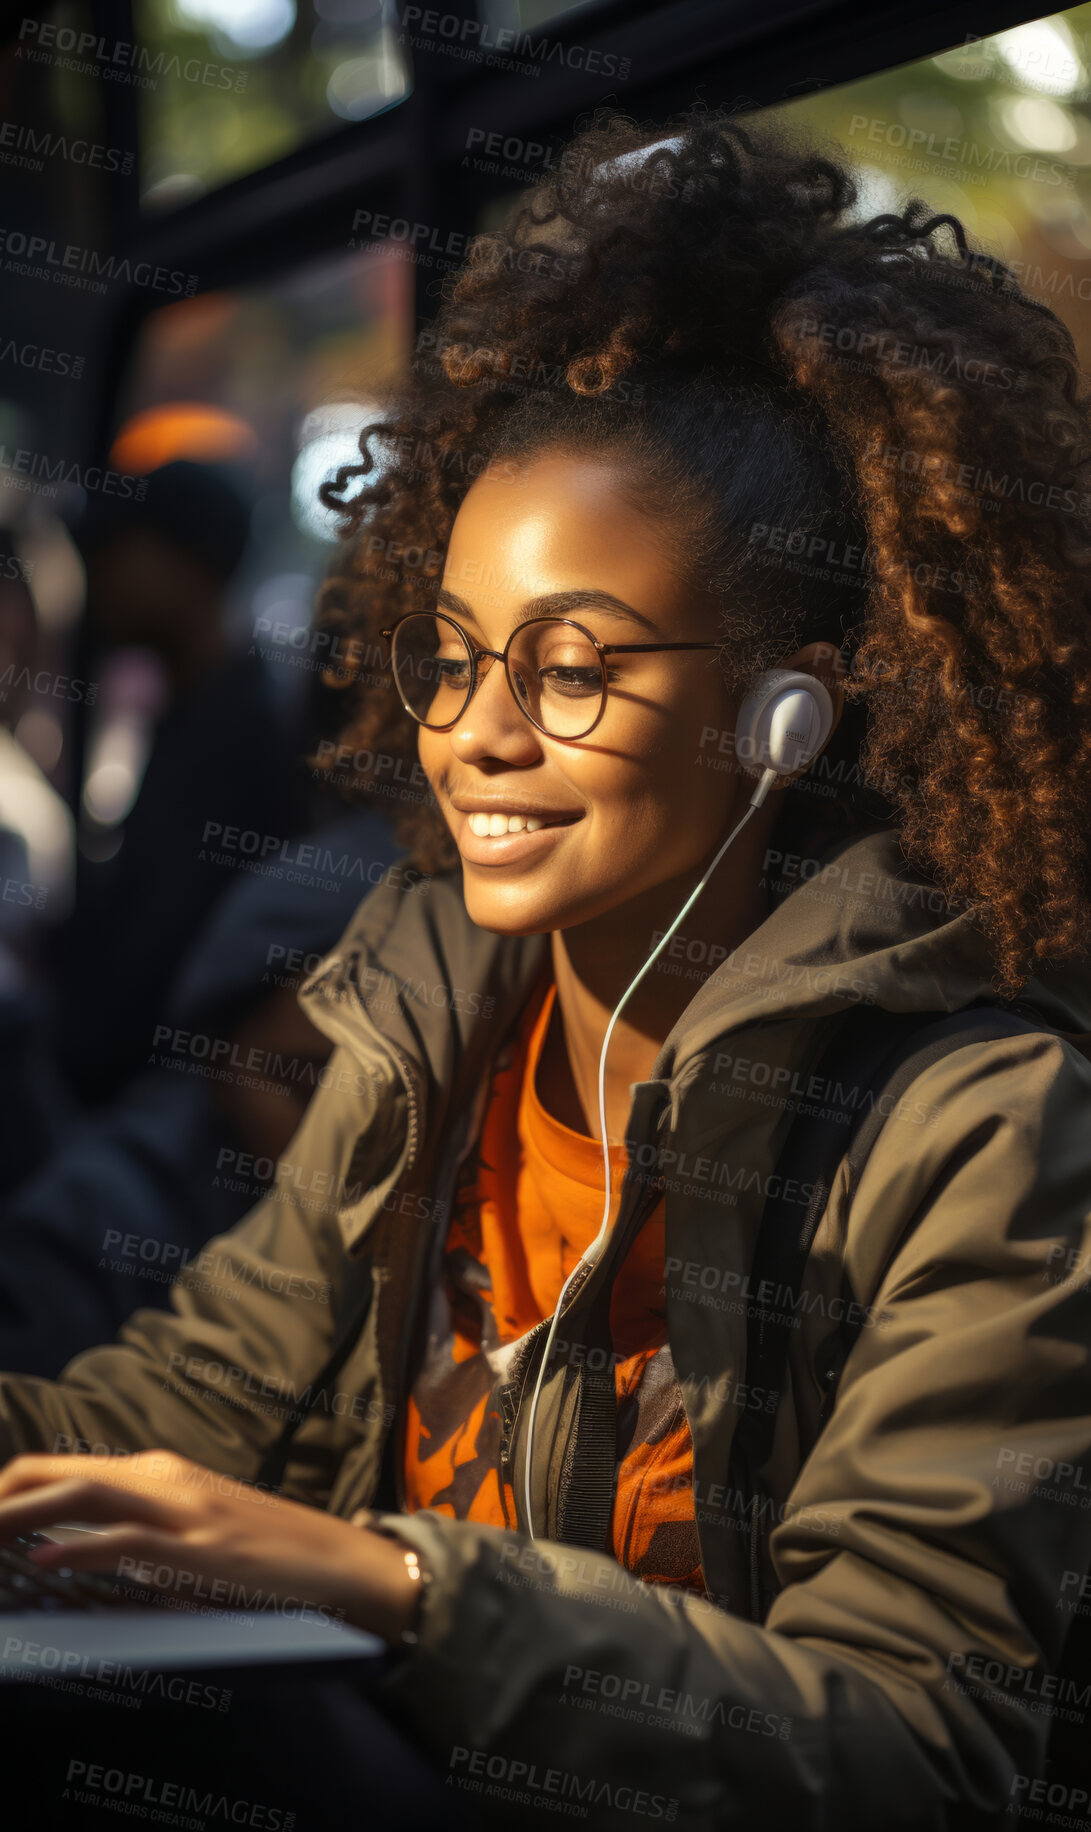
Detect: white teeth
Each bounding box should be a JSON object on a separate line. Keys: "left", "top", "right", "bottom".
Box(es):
{"left": 467, "top": 811, "right": 545, "bottom": 837}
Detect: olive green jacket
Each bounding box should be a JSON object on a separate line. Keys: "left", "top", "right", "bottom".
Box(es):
{"left": 1, "top": 828, "right": 1090, "bottom": 1829}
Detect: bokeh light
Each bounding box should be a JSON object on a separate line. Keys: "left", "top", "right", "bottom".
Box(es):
{"left": 998, "top": 93, "right": 1079, "bottom": 150}
{"left": 995, "top": 19, "right": 1086, "bottom": 96}
{"left": 110, "top": 404, "right": 259, "bottom": 475}
{"left": 170, "top": 0, "right": 296, "bottom": 54}
{"left": 326, "top": 31, "right": 405, "bottom": 121}
{"left": 290, "top": 402, "right": 381, "bottom": 542}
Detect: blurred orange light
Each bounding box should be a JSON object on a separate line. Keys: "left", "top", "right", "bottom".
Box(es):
{"left": 109, "top": 404, "right": 258, "bottom": 475}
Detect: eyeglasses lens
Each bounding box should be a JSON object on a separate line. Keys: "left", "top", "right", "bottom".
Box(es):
{"left": 390, "top": 614, "right": 605, "bottom": 738}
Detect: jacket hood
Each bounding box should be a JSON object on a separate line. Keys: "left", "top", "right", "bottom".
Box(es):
{"left": 299, "top": 824, "right": 1091, "bottom": 1248}
{"left": 654, "top": 825, "right": 1091, "bottom": 1072}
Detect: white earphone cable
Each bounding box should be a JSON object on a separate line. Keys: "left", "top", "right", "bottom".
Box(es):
{"left": 521, "top": 767, "right": 776, "bottom": 1538}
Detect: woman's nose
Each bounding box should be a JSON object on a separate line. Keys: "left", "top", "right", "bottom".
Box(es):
{"left": 447, "top": 651, "right": 541, "bottom": 765}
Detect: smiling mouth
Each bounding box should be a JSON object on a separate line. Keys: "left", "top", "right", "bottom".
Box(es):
{"left": 464, "top": 811, "right": 579, "bottom": 837}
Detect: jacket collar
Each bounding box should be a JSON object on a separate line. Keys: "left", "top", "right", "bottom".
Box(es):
{"left": 300, "top": 870, "right": 548, "bottom": 1250}
{"left": 299, "top": 823, "right": 1091, "bottom": 1252}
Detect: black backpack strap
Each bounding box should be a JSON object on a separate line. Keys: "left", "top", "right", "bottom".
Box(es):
{"left": 728, "top": 1001, "right": 1041, "bottom": 1621}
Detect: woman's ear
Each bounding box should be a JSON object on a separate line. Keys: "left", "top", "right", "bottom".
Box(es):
{"left": 780, "top": 639, "right": 847, "bottom": 742}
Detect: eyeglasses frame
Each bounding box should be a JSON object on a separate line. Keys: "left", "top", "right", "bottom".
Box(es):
{"left": 379, "top": 611, "right": 720, "bottom": 741}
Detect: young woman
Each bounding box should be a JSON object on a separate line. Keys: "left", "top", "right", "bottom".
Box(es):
{"left": 1, "top": 112, "right": 1090, "bottom": 1829}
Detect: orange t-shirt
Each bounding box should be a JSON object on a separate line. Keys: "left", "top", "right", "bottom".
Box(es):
{"left": 403, "top": 978, "right": 704, "bottom": 1591}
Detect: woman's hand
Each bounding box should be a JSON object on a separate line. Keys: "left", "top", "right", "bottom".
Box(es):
{"left": 0, "top": 1450, "right": 419, "bottom": 1642}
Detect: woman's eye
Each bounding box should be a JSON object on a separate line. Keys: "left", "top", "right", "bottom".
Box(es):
{"left": 437, "top": 657, "right": 471, "bottom": 684}
{"left": 541, "top": 667, "right": 602, "bottom": 697}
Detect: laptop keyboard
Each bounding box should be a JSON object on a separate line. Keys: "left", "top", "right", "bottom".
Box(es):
{"left": 0, "top": 1533, "right": 150, "bottom": 1612}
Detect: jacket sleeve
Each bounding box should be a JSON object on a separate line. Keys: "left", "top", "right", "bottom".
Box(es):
{"left": 370, "top": 1029, "right": 1091, "bottom": 1831}
{"left": 0, "top": 1046, "right": 377, "bottom": 1502}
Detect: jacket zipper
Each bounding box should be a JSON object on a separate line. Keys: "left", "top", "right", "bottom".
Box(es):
{"left": 388, "top": 1022, "right": 520, "bottom": 1513}
{"left": 497, "top": 1282, "right": 588, "bottom": 1533}
{"left": 303, "top": 961, "right": 430, "bottom": 1513}
{"left": 380, "top": 1035, "right": 422, "bottom": 1171}
{"left": 389, "top": 1099, "right": 485, "bottom": 1513}
{"left": 747, "top": 1490, "right": 763, "bottom": 1621}
{"left": 500, "top": 1166, "right": 664, "bottom": 1537}
{"left": 309, "top": 960, "right": 423, "bottom": 1175}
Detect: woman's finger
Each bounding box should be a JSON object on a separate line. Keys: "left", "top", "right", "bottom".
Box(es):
{"left": 26, "top": 1522, "right": 189, "bottom": 1578}
{"left": 0, "top": 1475, "right": 184, "bottom": 1542}
{"left": 0, "top": 1453, "right": 105, "bottom": 1501}
{"left": 0, "top": 1450, "right": 197, "bottom": 1503}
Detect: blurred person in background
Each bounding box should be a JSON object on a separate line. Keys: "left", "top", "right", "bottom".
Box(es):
{"left": 0, "top": 796, "right": 400, "bottom": 1376}
{"left": 0, "top": 488, "right": 403, "bottom": 1369}
{"left": 48, "top": 459, "right": 310, "bottom": 1107}
{"left": 0, "top": 527, "right": 77, "bottom": 1193}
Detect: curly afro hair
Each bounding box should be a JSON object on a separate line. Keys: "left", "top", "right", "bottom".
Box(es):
{"left": 314, "top": 107, "right": 1091, "bottom": 997}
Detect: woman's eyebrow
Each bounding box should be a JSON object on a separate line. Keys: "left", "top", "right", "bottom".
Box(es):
{"left": 435, "top": 585, "right": 659, "bottom": 633}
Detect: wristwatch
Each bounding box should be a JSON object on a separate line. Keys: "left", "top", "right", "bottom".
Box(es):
{"left": 351, "top": 1508, "right": 433, "bottom": 1648}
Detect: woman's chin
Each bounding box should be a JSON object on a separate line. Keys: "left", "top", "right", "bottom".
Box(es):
{"left": 461, "top": 875, "right": 567, "bottom": 938}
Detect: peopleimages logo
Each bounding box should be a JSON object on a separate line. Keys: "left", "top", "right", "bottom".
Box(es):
{"left": 0, "top": 228, "right": 197, "bottom": 297}
{"left": 17, "top": 19, "right": 248, "bottom": 92}
{"left": 0, "top": 875, "right": 47, "bottom": 911}
{"left": 398, "top": 6, "right": 631, "bottom": 79}
{"left": 847, "top": 114, "right": 1071, "bottom": 188}
{"left": 0, "top": 445, "right": 145, "bottom": 501}
{"left": 562, "top": 1663, "right": 792, "bottom": 1739}
{"left": 795, "top": 315, "right": 1026, "bottom": 391}
{"left": 63, "top": 1763, "right": 291, "bottom": 1828}
{"left": 0, "top": 335, "right": 84, "bottom": 380}
{"left": 448, "top": 1747, "right": 677, "bottom": 1818}
{"left": 1010, "top": 1775, "right": 1091, "bottom": 1821}
{"left": 198, "top": 821, "right": 430, "bottom": 898}
{"left": 0, "top": 120, "right": 133, "bottom": 174}
{"left": 0, "top": 663, "right": 96, "bottom": 705}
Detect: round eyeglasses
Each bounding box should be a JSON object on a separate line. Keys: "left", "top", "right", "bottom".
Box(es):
{"left": 380, "top": 611, "right": 719, "bottom": 742}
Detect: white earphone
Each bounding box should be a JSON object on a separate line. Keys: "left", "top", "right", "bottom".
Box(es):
{"left": 521, "top": 669, "right": 835, "bottom": 1538}
{"left": 733, "top": 668, "right": 835, "bottom": 780}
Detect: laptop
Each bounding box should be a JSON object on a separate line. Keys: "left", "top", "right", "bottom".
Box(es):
{"left": 0, "top": 1523, "right": 388, "bottom": 1680}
